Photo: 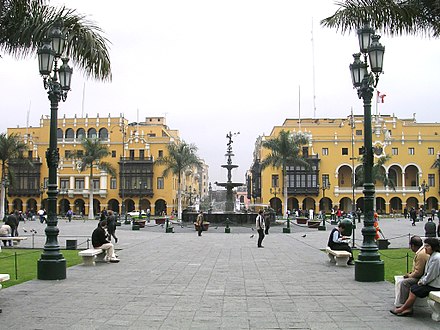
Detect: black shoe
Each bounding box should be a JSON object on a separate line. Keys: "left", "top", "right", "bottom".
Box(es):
{"left": 115, "top": 237, "right": 118, "bottom": 244}
{"left": 347, "top": 261, "right": 355, "bottom": 265}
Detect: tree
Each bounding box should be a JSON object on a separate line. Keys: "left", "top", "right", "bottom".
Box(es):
{"left": 355, "top": 154, "right": 396, "bottom": 188}
{"left": 71, "top": 138, "right": 116, "bottom": 220}
{"left": 0, "top": 133, "right": 28, "bottom": 219}
{"left": 1, "top": 0, "right": 111, "bottom": 80}
{"left": 155, "top": 141, "right": 201, "bottom": 220}
{"left": 261, "top": 130, "right": 310, "bottom": 216}
{"left": 321, "top": 0, "right": 440, "bottom": 37}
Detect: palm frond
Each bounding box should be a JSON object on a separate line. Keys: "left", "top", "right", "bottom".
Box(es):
{"left": 0, "top": 0, "right": 111, "bottom": 80}
{"left": 321, "top": 0, "right": 440, "bottom": 37}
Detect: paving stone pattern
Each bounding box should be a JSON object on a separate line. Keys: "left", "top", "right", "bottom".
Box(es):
{"left": 0, "top": 216, "right": 438, "bottom": 329}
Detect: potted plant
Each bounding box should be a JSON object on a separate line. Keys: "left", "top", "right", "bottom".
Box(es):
{"left": 296, "top": 216, "right": 308, "bottom": 225}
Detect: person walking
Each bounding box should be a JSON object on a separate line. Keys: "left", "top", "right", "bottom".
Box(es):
{"left": 264, "top": 210, "right": 270, "bottom": 235}
{"left": 256, "top": 210, "right": 265, "bottom": 248}
{"left": 410, "top": 207, "right": 417, "bottom": 226}
{"left": 106, "top": 210, "right": 118, "bottom": 243}
{"left": 403, "top": 207, "right": 408, "bottom": 219}
{"left": 196, "top": 211, "right": 204, "bottom": 237}
{"left": 356, "top": 208, "right": 362, "bottom": 223}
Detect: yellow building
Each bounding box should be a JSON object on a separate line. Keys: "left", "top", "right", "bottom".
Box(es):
{"left": 6, "top": 114, "right": 205, "bottom": 216}
{"left": 249, "top": 114, "right": 440, "bottom": 216}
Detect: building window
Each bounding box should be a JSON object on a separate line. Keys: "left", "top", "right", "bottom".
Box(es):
{"left": 157, "top": 177, "right": 164, "bottom": 189}
{"left": 322, "top": 148, "right": 329, "bottom": 156}
{"left": 139, "top": 150, "right": 145, "bottom": 159}
{"left": 322, "top": 174, "right": 330, "bottom": 187}
{"left": 60, "top": 179, "right": 69, "bottom": 190}
{"left": 392, "top": 148, "right": 398, "bottom": 155}
{"left": 342, "top": 148, "right": 349, "bottom": 155}
{"left": 65, "top": 150, "right": 72, "bottom": 158}
{"left": 428, "top": 147, "right": 435, "bottom": 155}
{"left": 158, "top": 150, "right": 163, "bottom": 158}
{"left": 75, "top": 179, "right": 85, "bottom": 190}
{"left": 428, "top": 174, "right": 435, "bottom": 187}
{"left": 129, "top": 150, "right": 135, "bottom": 159}
{"left": 356, "top": 130, "right": 362, "bottom": 136}
{"left": 408, "top": 147, "right": 415, "bottom": 155}
{"left": 93, "top": 179, "right": 100, "bottom": 190}
{"left": 111, "top": 150, "right": 116, "bottom": 158}
{"left": 271, "top": 174, "right": 279, "bottom": 187}
{"left": 110, "top": 177, "right": 117, "bottom": 189}
{"left": 358, "top": 147, "right": 364, "bottom": 155}
{"left": 28, "top": 150, "right": 33, "bottom": 158}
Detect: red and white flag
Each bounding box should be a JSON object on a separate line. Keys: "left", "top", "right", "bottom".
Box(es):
{"left": 377, "top": 90, "right": 386, "bottom": 103}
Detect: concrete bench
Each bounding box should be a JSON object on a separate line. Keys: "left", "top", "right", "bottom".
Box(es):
{"left": 0, "top": 274, "right": 10, "bottom": 313}
{"left": 394, "top": 276, "right": 427, "bottom": 307}
{"left": 78, "top": 248, "right": 105, "bottom": 266}
{"left": 428, "top": 291, "right": 440, "bottom": 321}
{"left": 0, "top": 236, "right": 27, "bottom": 246}
{"left": 326, "top": 247, "right": 351, "bottom": 267}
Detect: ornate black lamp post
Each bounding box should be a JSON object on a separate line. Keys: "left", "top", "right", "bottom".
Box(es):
{"left": 419, "top": 180, "right": 429, "bottom": 218}
{"left": 349, "top": 23, "right": 385, "bottom": 282}
{"left": 37, "top": 20, "right": 73, "bottom": 280}
{"left": 317, "top": 181, "right": 330, "bottom": 230}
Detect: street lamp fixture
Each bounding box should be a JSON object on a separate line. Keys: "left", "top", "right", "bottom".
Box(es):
{"left": 37, "top": 19, "right": 73, "bottom": 280}
{"left": 317, "top": 181, "right": 331, "bottom": 230}
{"left": 419, "top": 180, "right": 429, "bottom": 217}
{"left": 349, "top": 23, "right": 385, "bottom": 282}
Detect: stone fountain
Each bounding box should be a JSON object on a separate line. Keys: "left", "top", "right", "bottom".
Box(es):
{"left": 214, "top": 131, "right": 243, "bottom": 212}
{"left": 182, "top": 131, "right": 257, "bottom": 226}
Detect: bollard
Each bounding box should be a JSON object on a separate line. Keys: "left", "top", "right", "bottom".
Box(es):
{"left": 225, "top": 218, "right": 231, "bottom": 233}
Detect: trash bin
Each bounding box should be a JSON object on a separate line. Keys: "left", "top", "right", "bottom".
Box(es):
{"left": 377, "top": 239, "right": 390, "bottom": 250}
{"left": 66, "top": 239, "right": 77, "bottom": 250}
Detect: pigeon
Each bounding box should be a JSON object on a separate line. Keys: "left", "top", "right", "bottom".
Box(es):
{"left": 301, "top": 234, "right": 307, "bottom": 238}
{"left": 250, "top": 234, "right": 254, "bottom": 238}
{"left": 23, "top": 228, "right": 27, "bottom": 233}
{"left": 251, "top": 227, "right": 254, "bottom": 231}
{"left": 214, "top": 226, "right": 218, "bottom": 229}
{"left": 160, "top": 224, "right": 164, "bottom": 228}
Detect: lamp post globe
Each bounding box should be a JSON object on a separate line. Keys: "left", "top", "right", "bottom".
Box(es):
{"left": 349, "top": 23, "right": 385, "bottom": 282}
{"left": 37, "top": 20, "right": 72, "bottom": 280}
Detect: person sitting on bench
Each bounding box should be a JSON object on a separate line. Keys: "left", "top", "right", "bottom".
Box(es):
{"left": 328, "top": 222, "right": 354, "bottom": 265}
{"left": 390, "top": 237, "right": 440, "bottom": 317}
{"left": 92, "top": 220, "right": 119, "bottom": 263}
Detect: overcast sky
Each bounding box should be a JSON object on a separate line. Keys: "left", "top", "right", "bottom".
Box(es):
{"left": 1, "top": 1, "right": 439, "bottom": 187}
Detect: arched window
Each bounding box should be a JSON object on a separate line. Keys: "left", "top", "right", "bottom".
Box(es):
{"left": 99, "top": 128, "right": 109, "bottom": 141}
{"left": 76, "top": 128, "right": 85, "bottom": 140}
{"left": 57, "top": 128, "right": 63, "bottom": 140}
{"left": 65, "top": 128, "right": 74, "bottom": 140}
{"left": 88, "top": 128, "right": 97, "bottom": 139}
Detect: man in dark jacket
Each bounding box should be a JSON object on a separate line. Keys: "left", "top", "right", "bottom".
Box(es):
{"left": 106, "top": 210, "right": 118, "bottom": 243}
{"left": 92, "top": 220, "right": 119, "bottom": 263}
{"left": 5, "top": 211, "right": 17, "bottom": 237}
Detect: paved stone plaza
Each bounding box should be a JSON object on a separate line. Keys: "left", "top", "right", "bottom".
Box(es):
{"left": 1, "top": 217, "right": 439, "bottom": 329}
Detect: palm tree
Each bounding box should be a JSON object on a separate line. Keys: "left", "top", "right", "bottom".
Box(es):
{"left": 71, "top": 138, "right": 116, "bottom": 220}
{"left": 1, "top": 0, "right": 111, "bottom": 80}
{"left": 321, "top": 0, "right": 440, "bottom": 37}
{"left": 261, "top": 130, "right": 310, "bottom": 216}
{"left": 0, "top": 133, "right": 28, "bottom": 219}
{"left": 155, "top": 141, "right": 201, "bottom": 220}
{"left": 355, "top": 154, "right": 396, "bottom": 188}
